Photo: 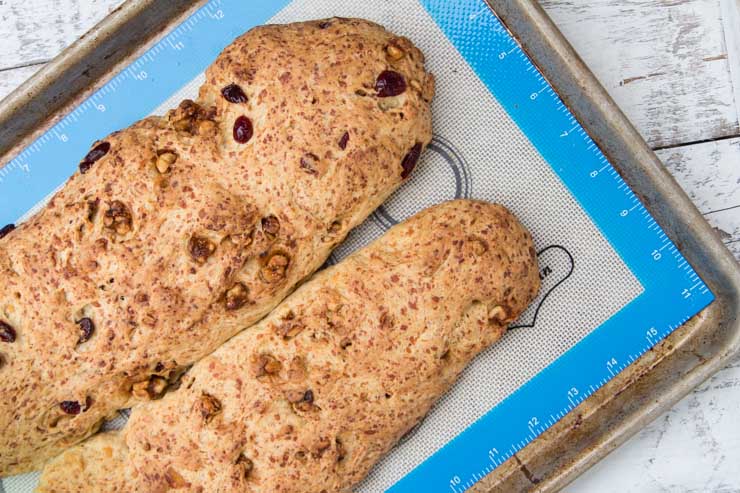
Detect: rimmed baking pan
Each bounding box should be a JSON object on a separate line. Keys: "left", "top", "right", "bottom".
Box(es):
{"left": 0, "top": 1, "right": 737, "bottom": 491}
{"left": 474, "top": 1, "right": 740, "bottom": 491}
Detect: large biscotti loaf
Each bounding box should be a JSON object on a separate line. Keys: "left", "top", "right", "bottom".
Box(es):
{"left": 0, "top": 18, "right": 433, "bottom": 475}
{"left": 37, "top": 200, "right": 540, "bottom": 492}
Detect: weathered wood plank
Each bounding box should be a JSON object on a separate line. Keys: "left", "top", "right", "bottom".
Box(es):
{"left": 0, "top": 65, "right": 42, "bottom": 101}
{"left": 656, "top": 138, "right": 740, "bottom": 214}
{"left": 721, "top": 0, "right": 740, "bottom": 122}
{"left": 706, "top": 206, "right": 740, "bottom": 259}
{"left": 656, "top": 137, "right": 740, "bottom": 259}
{"left": 0, "top": 0, "right": 123, "bottom": 67}
{"left": 541, "top": 0, "right": 740, "bottom": 148}
{"left": 0, "top": 0, "right": 737, "bottom": 150}
{"left": 569, "top": 359, "right": 740, "bottom": 493}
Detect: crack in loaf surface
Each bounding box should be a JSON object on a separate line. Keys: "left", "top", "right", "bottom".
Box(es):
{"left": 0, "top": 17, "right": 434, "bottom": 475}
{"left": 37, "top": 199, "right": 540, "bottom": 492}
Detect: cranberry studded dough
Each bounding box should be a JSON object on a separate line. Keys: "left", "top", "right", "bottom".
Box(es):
{"left": 37, "top": 200, "right": 540, "bottom": 493}
{"left": 0, "top": 18, "right": 434, "bottom": 475}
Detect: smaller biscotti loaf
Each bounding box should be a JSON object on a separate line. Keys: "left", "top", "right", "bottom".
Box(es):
{"left": 37, "top": 200, "right": 540, "bottom": 493}
{"left": 0, "top": 17, "right": 433, "bottom": 475}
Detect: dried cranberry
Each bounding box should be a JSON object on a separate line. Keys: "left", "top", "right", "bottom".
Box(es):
{"left": 401, "top": 143, "right": 423, "bottom": 179}
{"left": 77, "top": 318, "right": 95, "bottom": 344}
{"left": 338, "top": 132, "right": 350, "bottom": 150}
{"left": 0, "top": 224, "right": 15, "bottom": 239}
{"left": 221, "top": 84, "right": 248, "bottom": 104}
{"left": 79, "top": 142, "right": 111, "bottom": 174}
{"left": 60, "top": 400, "right": 81, "bottom": 415}
{"left": 375, "top": 70, "right": 407, "bottom": 97}
{"left": 0, "top": 321, "right": 16, "bottom": 343}
{"left": 233, "top": 116, "right": 254, "bottom": 144}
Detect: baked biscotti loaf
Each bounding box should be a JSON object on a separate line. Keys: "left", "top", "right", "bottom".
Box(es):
{"left": 0, "top": 18, "right": 433, "bottom": 475}
{"left": 37, "top": 200, "right": 540, "bottom": 492}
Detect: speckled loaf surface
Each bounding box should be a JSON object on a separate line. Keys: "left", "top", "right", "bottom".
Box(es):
{"left": 37, "top": 200, "right": 540, "bottom": 493}
{"left": 0, "top": 18, "right": 433, "bottom": 475}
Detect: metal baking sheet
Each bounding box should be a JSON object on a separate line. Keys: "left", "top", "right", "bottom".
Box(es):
{"left": 0, "top": 1, "right": 737, "bottom": 492}
{"left": 475, "top": 1, "right": 740, "bottom": 490}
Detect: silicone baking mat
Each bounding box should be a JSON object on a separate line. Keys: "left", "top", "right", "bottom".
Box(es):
{"left": 0, "top": 1, "right": 714, "bottom": 491}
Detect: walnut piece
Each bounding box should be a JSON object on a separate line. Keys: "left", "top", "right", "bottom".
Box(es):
{"left": 225, "top": 283, "right": 249, "bottom": 311}
{"left": 188, "top": 235, "right": 216, "bottom": 264}
{"left": 194, "top": 392, "right": 222, "bottom": 423}
{"left": 156, "top": 151, "right": 177, "bottom": 174}
{"left": 255, "top": 354, "right": 282, "bottom": 378}
{"left": 260, "top": 253, "right": 290, "bottom": 283}
{"left": 103, "top": 201, "right": 132, "bottom": 235}
{"left": 131, "top": 376, "right": 168, "bottom": 399}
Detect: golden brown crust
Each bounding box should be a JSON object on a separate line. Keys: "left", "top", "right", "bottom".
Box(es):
{"left": 38, "top": 200, "right": 539, "bottom": 493}
{"left": 0, "top": 18, "right": 433, "bottom": 475}
{"left": 35, "top": 432, "right": 127, "bottom": 493}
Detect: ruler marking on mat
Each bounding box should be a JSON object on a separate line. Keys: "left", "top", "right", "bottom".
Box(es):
{"left": 0, "top": 0, "right": 292, "bottom": 227}
{"left": 389, "top": 1, "right": 715, "bottom": 492}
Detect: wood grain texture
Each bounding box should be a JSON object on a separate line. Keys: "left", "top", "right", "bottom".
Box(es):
{"left": 721, "top": 0, "right": 740, "bottom": 122}
{"left": 0, "top": 65, "right": 42, "bottom": 101}
{"left": 706, "top": 207, "right": 740, "bottom": 259}
{"left": 569, "top": 359, "right": 740, "bottom": 493}
{"left": 0, "top": 0, "right": 123, "bottom": 68}
{"left": 656, "top": 138, "right": 740, "bottom": 259}
{"left": 0, "top": 0, "right": 738, "bottom": 150}
{"left": 0, "top": 0, "right": 740, "bottom": 147}
{"left": 541, "top": 0, "right": 740, "bottom": 149}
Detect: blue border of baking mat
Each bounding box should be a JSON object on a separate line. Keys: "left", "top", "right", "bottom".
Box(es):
{"left": 391, "top": 1, "right": 713, "bottom": 491}
{"left": 0, "top": 1, "right": 713, "bottom": 491}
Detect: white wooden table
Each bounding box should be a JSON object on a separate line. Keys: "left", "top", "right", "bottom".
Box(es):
{"left": 0, "top": 1, "right": 738, "bottom": 491}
